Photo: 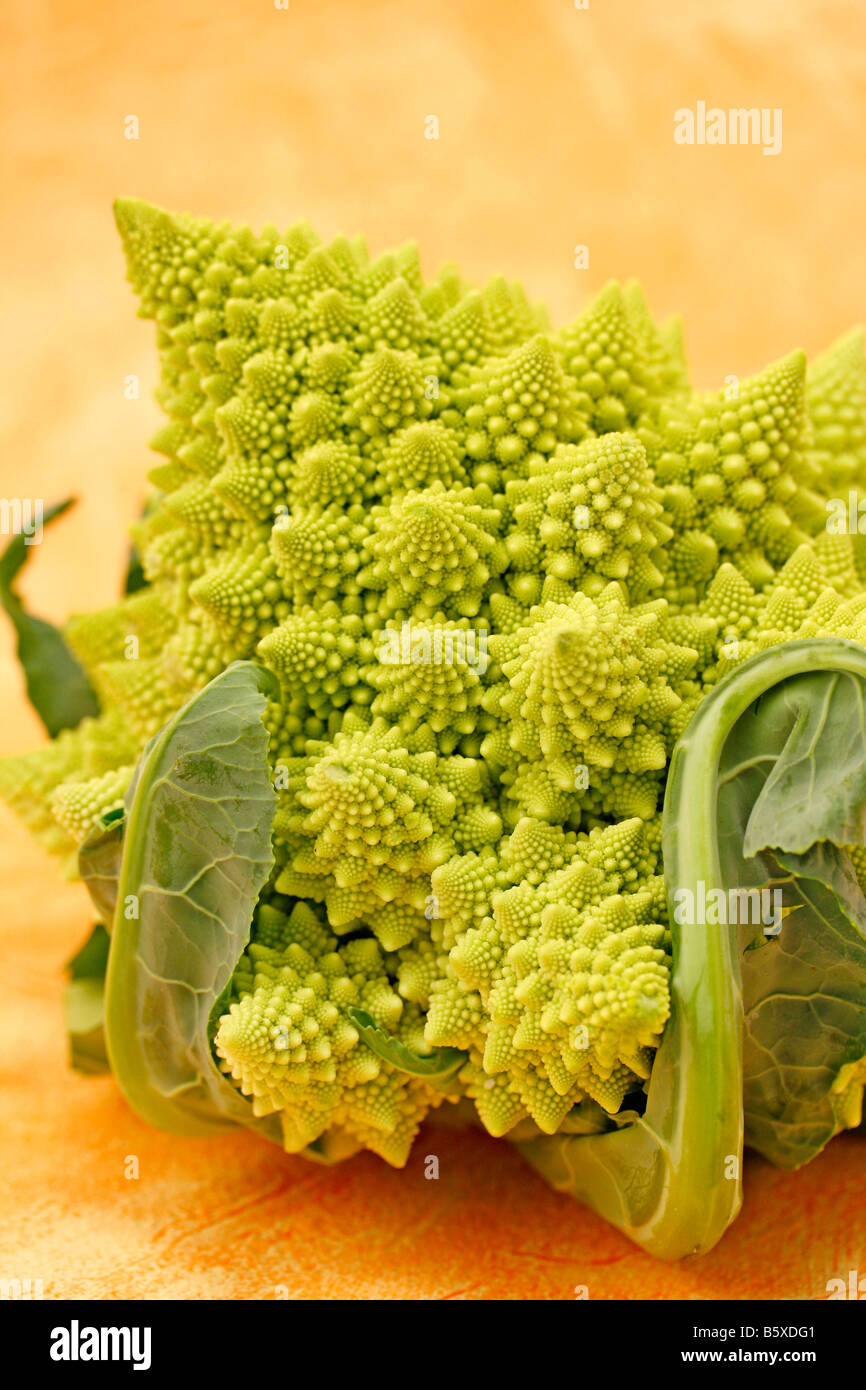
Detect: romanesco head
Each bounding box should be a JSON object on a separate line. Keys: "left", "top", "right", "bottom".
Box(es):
{"left": 5, "top": 197, "right": 865, "bottom": 1167}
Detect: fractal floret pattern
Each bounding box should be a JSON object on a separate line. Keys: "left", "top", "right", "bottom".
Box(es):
{"left": 4, "top": 199, "right": 866, "bottom": 1165}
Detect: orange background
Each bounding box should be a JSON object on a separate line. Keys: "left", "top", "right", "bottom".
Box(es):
{"left": 1, "top": 0, "right": 865, "bottom": 1299}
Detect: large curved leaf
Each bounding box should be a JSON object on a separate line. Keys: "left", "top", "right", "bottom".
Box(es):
{"left": 104, "top": 661, "right": 282, "bottom": 1140}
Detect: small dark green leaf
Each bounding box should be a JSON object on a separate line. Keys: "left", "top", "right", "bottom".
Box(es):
{"left": 0, "top": 497, "right": 99, "bottom": 735}
{"left": 67, "top": 921, "right": 110, "bottom": 979}
{"left": 65, "top": 979, "right": 110, "bottom": 1074}
{"left": 123, "top": 540, "right": 147, "bottom": 595}
{"left": 346, "top": 1006, "right": 466, "bottom": 1089}
{"left": 64, "top": 923, "right": 111, "bottom": 1075}
{"left": 124, "top": 492, "right": 161, "bottom": 596}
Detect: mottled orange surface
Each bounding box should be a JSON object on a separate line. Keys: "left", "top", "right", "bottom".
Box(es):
{"left": 1, "top": 0, "right": 864, "bottom": 1299}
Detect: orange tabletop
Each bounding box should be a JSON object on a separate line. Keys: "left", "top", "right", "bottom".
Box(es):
{"left": 1, "top": 0, "right": 864, "bottom": 1300}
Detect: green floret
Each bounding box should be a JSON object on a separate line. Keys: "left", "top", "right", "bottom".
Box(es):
{"left": 404, "top": 814, "right": 670, "bottom": 1133}
{"left": 375, "top": 421, "right": 469, "bottom": 498}
{"left": 367, "top": 618, "right": 490, "bottom": 751}
{"left": 504, "top": 433, "right": 672, "bottom": 598}
{"left": 646, "top": 350, "right": 812, "bottom": 596}
{"left": 258, "top": 607, "right": 374, "bottom": 718}
{"left": 360, "top": 482, "right": 507, "bottom": 619}
{"left": 555, "top": 281, "right": 660, "bottom": 435}
{"left": 51, "top": 764, "right": 134, "bottom": 843}
{"left": 0, "top": 708, "right": 137, "bottom": 863}
{"left": 215, "top": 906, "right": 442, "bottom": 1165}
{"left": 805, "top": 328, "right": 866, "bottom": 498}
{"left": 482, "top": 584, "right": 695, "bottom": 819}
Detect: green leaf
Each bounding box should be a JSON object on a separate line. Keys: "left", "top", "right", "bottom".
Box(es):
{"left": 346, "top": 1006, "right": 466, "bottom": 1089}
{"left": 676, "top": 638, "right": 866, "bottom": 1166}
{"left": 707, "top": 665, "right": 866, "bottom": 1166}
{"left": 64, "top": 923, "right": 111, "bottom": 1074}
{"left": 0, "top": 497, "right": 100, "bottom": 735}
{"left": 67, "top": 920, "right": 110, "bottom": 979}
{"left": 78, "top": 812, "right": 125, "bottom": 928}
{"left": 740, "top": 849, "right": 866, "bottom": 1165}
{"left": 515, "top": 638, "right": 866, "bottom": 1259}
{"left": 742, "top": 671, "right": 866, "bottom": 856}
{"left": 65, "top": 979, "right": 110, "bottom": 1075}
{"left": 124, "top": 491, "right": 161, "bottom": 596}
{"left": 103, "top": 661, "right": 282, "bottom": 1141}
{"left": 123, "top": 540, "right": 147, "bottom": 595}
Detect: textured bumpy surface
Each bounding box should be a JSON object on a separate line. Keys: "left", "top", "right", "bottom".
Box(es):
{"left": 3, "top": 199, "right": 866, "bottom": 1169}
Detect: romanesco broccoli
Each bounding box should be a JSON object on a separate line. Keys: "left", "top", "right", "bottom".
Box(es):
{"left": 4, "top": 198, "right": 866, "bottom": 1258}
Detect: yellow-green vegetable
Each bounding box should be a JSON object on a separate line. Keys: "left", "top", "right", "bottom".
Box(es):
{"left": 3, "top": 198, "right": 866, "bottom": 1258}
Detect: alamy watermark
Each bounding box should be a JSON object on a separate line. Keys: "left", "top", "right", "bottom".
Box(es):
{"left": 377, "top": 622, "right": 488, "bottom": 675}
{"left": 0, "top": 1277, "right": 43, "bottom": 1299}
{"left": 673, "top": 881, "right": 784, "bottom": 934}
{"left": 826, "top": 1269, "right": 866, "bottom": 1300}
{"left": 0, "top": 498, "right": 43, "bottom": 545}
{"left": 674, "top": 103, "right": 782, "bottom": 156}
{"left": 826, "top": 492, "right": 866, "bottom": 534}
{"left": 50, "top": 1321, "right": 152, "bottom": 1370}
